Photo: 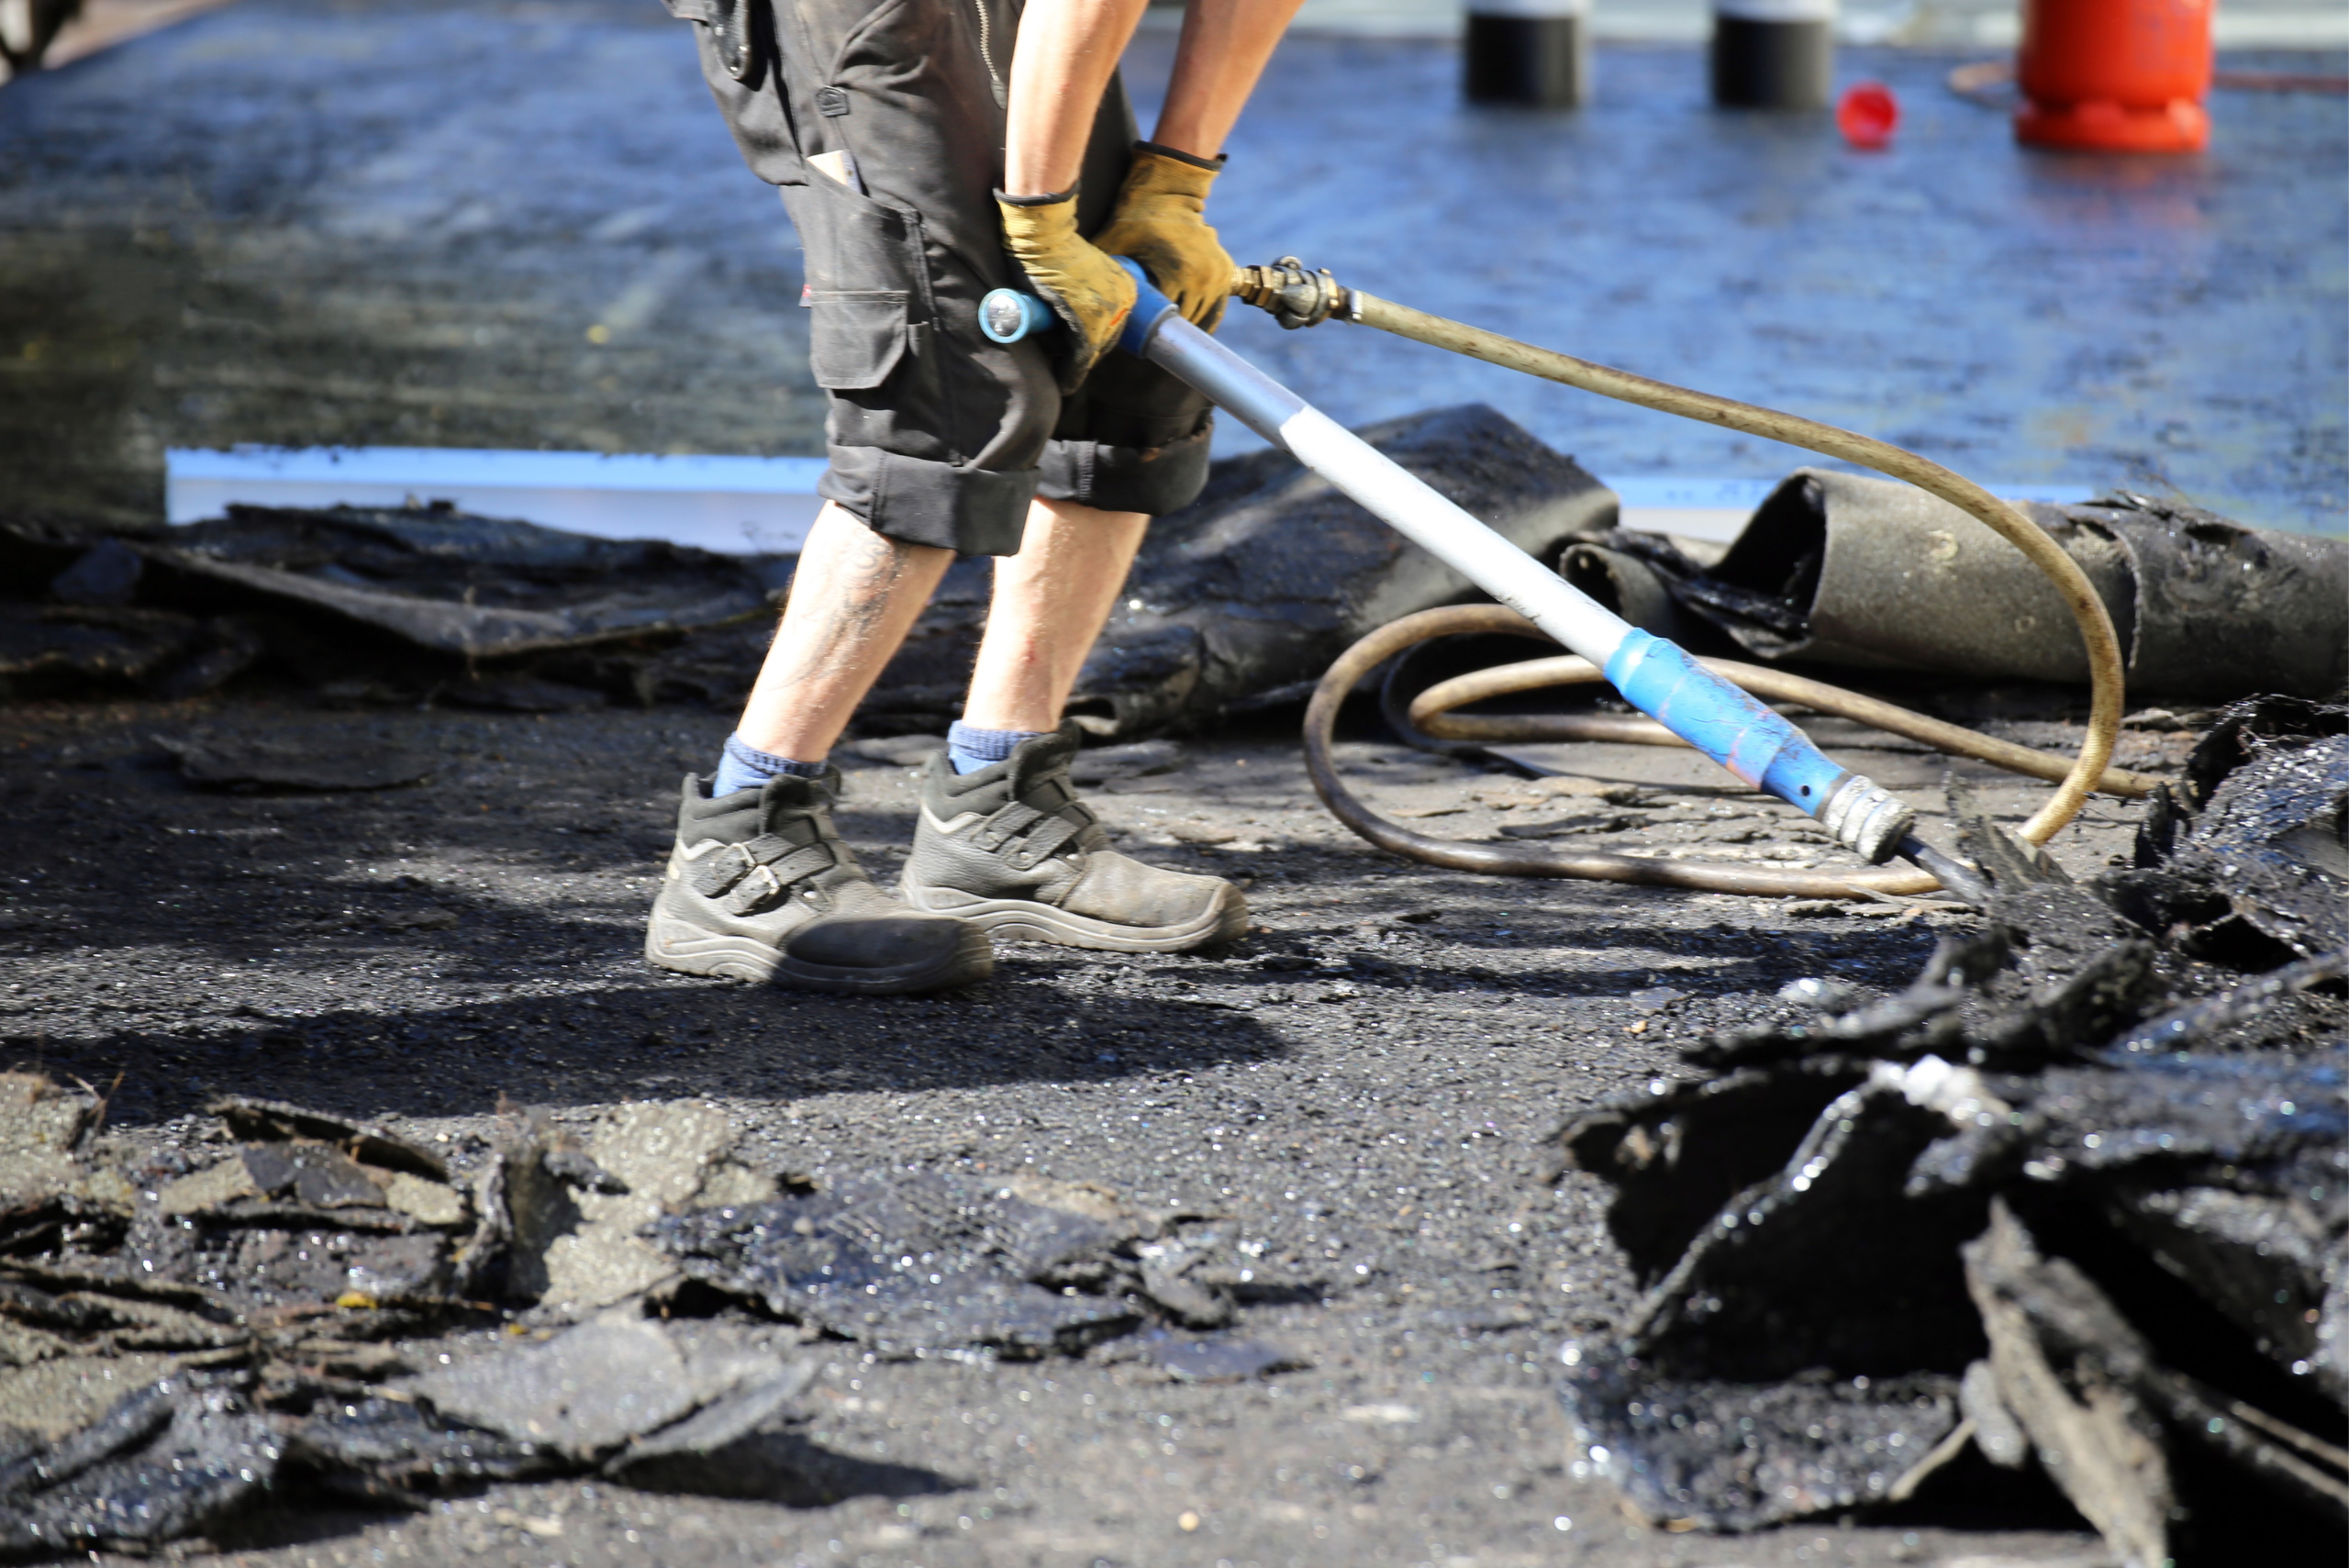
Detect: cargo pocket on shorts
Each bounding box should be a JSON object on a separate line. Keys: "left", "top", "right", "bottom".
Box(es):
{"left": 806, "top": 289, "right": 910, "bottom": 390}
{"left": 662, "top": 0, "right": 762, "bottom": 84}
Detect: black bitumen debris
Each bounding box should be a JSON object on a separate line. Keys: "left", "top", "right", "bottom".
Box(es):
{"left": 1551, "top": 710, "right": 2347, "bottom": 1558}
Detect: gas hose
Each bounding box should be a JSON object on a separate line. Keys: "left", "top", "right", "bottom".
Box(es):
{"left": 1234, "top": 259, "right": 2133, "bottom": 898}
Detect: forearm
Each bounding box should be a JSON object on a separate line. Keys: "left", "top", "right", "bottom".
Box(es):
{"left": 1154, "top": 0, "right": 1306, "bottom": 159}
{"left": 1003, "top": 0, "right": 1152, "bottom": 196}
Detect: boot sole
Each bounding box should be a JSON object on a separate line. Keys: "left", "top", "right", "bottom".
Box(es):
{"left": 643, "top": 911, "right": 995, "bottom": 995}
{"left": 900, "top": 882, "right": 1249, "bottom": 953}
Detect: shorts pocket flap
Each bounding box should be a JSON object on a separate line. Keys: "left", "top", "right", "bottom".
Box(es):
{"left": 807, "top": 289, "right": 910, "bottom": 391}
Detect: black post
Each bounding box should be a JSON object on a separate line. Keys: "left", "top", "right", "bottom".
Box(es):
{"left": 1710, "top": 2, "right": 1834, "bottom": 109}
{"left": 1464, "top": 0, "right": 1591, "bottom": 109}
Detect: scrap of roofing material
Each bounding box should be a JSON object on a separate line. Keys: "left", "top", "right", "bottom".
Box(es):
{"left": 2106, "top": 695, "right": 2349, "bottom": 966}
{"left": 652, "top": 1168, "right": 1325, "bottom": 1356}
{"left": 0, "top": 1077, "right": 1331, "bottom": 1551}
{"left": 6, "top": 505, "right": 785, "bottom": 664}
{"left": 6, "top": 1083, "right": 1331, "bottom": 1551}
{"left": 165, "top": 448, "right": 830, "bottom": 557}
{"left": 1545, "top": 743, "right": 2349, "bottom": 1556}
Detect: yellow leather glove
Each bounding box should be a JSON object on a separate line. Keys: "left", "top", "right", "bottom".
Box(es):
{"left": 1092, "top": 142, "right": 1233, "bottom": 332}
{"left": 996, "top": 187, "right": 1136, "bottom": 395}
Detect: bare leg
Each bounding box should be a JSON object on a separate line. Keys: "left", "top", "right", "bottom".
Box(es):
{"left": 735, "top": 501, "right": 952, "bottom": 761}
{"left": 963, "top": 496, "right": 1149, "bottom": 732}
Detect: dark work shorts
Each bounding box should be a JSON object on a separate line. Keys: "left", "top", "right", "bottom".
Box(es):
{"left": 661, "top": 0, "right": 1216, "bottom": 556}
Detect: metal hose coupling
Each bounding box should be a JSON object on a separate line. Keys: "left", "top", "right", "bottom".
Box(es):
{"left": 1819, "top": 773, "right": 1917, "bottom": 864}
{"left": 1231, "top": 257, "right": 1352, "bottom": 329}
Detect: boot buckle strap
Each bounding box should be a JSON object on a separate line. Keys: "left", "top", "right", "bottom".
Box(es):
{"left": 974, "top": 800, "right": 1045, "bottom": 851}
{"left": 1006, "top": 813, "right": 1083, "bottom": 870}
{"left": 706, "top": 840, "right": 836, "bottom": 911}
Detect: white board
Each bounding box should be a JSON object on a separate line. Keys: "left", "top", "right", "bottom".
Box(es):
{"left": 166, "top": 446, "right": 829, "bottom": 555}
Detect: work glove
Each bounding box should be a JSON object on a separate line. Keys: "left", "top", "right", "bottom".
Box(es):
{"left": 1092, "top": 141, "right": 1233, "bottom": 332}
{"left": 996, "top": 187, "right": 1136, "bottom": 395}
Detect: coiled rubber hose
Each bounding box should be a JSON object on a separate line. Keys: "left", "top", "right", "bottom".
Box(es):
{"left": 1248, "top": 269, "right": 2133, "bottom": 898}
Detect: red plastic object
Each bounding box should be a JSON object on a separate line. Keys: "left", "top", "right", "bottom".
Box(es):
{"left": 1836, "top": 82, "right": 1898, "bottom": 148}
{"left": 2016, "top": 0, "right": 2212, "bottom": 151}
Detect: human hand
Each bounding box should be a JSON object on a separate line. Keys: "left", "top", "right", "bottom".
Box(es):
{"left": 1091, "top": 142, "right": 1233, "bottom": 331}
{"left": 996, "top": 188, "right": 1137, "bottom": 394}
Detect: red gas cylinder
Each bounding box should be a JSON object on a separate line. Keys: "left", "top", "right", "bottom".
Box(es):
{"left": 2015, "top": 0, "right": 2212, "bottom": 151}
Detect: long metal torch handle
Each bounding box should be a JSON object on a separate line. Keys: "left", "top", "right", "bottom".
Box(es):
{"left": 983, "top": 264, "right": 1916, "bottom": 862}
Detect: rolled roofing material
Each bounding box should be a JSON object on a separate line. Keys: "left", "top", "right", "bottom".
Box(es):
{"left": 1683, "top": 470, "right": 2347, "bottom": 699}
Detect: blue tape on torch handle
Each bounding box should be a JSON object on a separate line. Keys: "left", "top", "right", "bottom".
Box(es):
{"left": 978, "top": 260, "right": 1176, "bottom": 350}
{"left": 1116, "top": 259, "right": 1179, "bottom": 353}
{"left": 1604, "top": 630, "right": 1846, "bottom": 808}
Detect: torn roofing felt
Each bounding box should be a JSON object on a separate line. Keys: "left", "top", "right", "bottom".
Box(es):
{"left": 2109, "top": 695, "right": 2349, "bottom": 966}
{"left": 138, "top": 505, "right": 786, "bottom": 659}
{"left": 5, "top": 504, "right": 787, "bottom": 665}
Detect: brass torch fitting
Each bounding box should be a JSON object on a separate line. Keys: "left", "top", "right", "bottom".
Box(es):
{"left": 1230, "top": 256, "right": 1353, "bottom": 329}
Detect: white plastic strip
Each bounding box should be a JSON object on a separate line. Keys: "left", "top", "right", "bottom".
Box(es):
{"left": 165, "top": 446, "right": 829, "bottom": 554}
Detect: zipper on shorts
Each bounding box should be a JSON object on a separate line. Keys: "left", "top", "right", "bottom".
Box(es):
{"left": 973, "top": 0, "right": 1007, "bottom": 106}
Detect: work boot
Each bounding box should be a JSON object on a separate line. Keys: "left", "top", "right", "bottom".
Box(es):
{"left": 900, "top": 728, "right": 1248, "bottom": 952}
{"left": 645, "top": 772, "right": 992, "bottom": 994}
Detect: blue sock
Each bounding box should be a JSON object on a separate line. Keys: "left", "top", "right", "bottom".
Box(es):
{"left": 947, "top": 721, "right": 1045, "bottom": 775}
{"left": 712, "top": 732, "right": 825, "bottom": 795}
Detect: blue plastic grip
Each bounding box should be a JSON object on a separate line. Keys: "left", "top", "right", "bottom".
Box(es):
{"left": 978, "top": 287, "right": 1057, "bottom": 344}
{"left": 1114, "top": 257, "right": 1179, "bottom": 356}
{"left": 1603, "top": 629, "right": 1847, "bottom": 816}
{"left": 974, "top": 260, "right": 1179, "bottom": 352}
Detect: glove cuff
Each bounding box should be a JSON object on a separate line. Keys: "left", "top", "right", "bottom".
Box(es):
{"left": 996, "top": 189, "right": 1084, "bottom": 261}
{"left": 1117, "top": 146, "right": 1219, "bottom": 211}
{"left": 1133, "top": 139, "right": 1226, "bottom": 172}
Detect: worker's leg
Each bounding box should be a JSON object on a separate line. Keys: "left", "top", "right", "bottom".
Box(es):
{"left": 649, "top": 0, "right": 1063, "bottom": 990}
{"left": 731, "top": 502, "right": 953, "bottom": 769}
{"left": 961, "top": 496, "right": 1149, "bottom": 734}
{"left": 903, "top": 484, "right": 1246, "bottom": 956}
{"left": 642, "top": 501, "right": 986, "bottom": 991}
